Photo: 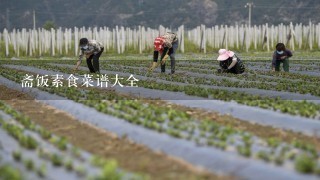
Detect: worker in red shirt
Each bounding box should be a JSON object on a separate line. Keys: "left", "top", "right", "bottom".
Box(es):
{"left": 150, "top": 32, "right": 179, "bottom": 74}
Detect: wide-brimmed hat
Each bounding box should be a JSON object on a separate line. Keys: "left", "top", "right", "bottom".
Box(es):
{"left": 217, "top": 49, "right": 235, "bottom": 61}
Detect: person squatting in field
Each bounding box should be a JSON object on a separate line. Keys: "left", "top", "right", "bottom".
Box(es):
{"left": 74, "top": 38, "right": 104, "bottom": 73}
{"left": 216, "top": 49, "right": 245, "bottom": 74}
{"left": 272, "top": 43, "right": 293, "bottom": 72}
{"left": 151, "top": 32, "right": 179, "bottom": 74}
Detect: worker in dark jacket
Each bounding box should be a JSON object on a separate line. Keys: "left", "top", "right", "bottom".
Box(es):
{"left": 217, "top": 49, "right": 245, "bottom": 74}
{"left": 150, "top": 32, "right": 179, "bottom": 74}
{"left": 272, "top": 43, "right": 292, "bottom": 72}
{"left": 74, "top": 38, "right": 104, "bottom": 73}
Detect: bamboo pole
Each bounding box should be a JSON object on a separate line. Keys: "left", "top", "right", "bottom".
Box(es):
{"left": 4, "top": 29, "right": 9, "bottom": 56}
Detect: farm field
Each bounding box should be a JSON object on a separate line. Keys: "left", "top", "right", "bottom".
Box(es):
{"left": 0, "top": 52, "right": 320, "bottom": 180}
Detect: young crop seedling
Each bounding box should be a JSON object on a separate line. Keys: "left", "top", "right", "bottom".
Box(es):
{"left": 51, "top": 153, "right": 63, "bottom": 167}
{"left": 267, "top": 138, "right": 281, "bottom": 148}
{"left": 12, "top": 150, "right": 22, "bottom": 161}
{"left": 274, "top": 155, "right": 284, "bottom": 166}
{"left": 37, "top": 148, "right": 51, "bottom": 161}
{"left": 98, "top": 160, "right": 122, "bottom": 180}
{"left": 216, "top": 141, "right": 227, "bottom": 150}
{"left": 295, "top": 153, "right": 317, "bottom": 174}
{"left": 0, "top": 165, "right": 22, "bottom": 180}
{"left": 71, "top": 147, "right": 82, "bottom": 159}
{"left": 256, "top": 151, "right": 271, "bottom": 162}
{"left": 24, "top": 159, "right": 35, "bottom": 171}
{"left": 38, "top": 128, "right": 52, "bottom": 140}
{"left": 75, "top": 165, "right": 86, "bottom": 177}
{"left": 56, "top": 137, "right": 68, "bottom": 151}
{"left": 237, "top": 145, "right": 251, "bottom": 157}
{"left": 22, "top": 135, "right": 38, "bottom": 150}
{"left": 3, "top": 122, "right": 38, "bottom": 150}
{"left": 64, "top": 159, "right": 74, "bottom": 171}
{"left": 36, "top": 163, "right": 47, "bottom": 178}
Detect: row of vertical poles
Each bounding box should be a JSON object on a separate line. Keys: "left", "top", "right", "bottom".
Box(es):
{"left": 1, "top": 23, "right": 320, "bottom": 56}
{"left": 187, "top": 22, "right": 319, "bottom": 52}
{"left": 0, "top": 25, "right": 185, "bottom": 57}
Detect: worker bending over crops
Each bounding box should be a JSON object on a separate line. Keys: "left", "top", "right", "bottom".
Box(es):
{"left": 74, "top": 38, "right": 104, "bottom": 73}
{"left": 272, "top": 43, "right": 292, "bottom": 72}
{"left": 216, "top": 49, "right": 245, "bottom": 74}
{"left": 150, "top": 32, "right": 179, "bottom": 74}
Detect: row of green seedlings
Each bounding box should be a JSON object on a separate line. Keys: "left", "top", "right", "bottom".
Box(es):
{"left": 5, "top": 59, "right": 319, "bottom": 88}
{"left": 13, "top": 62, "right": 320, "bottom": 118}
{"left": 1, "top": 68, "right": 320, "bottom": 175}
{"left": 101, "top": 53, "right": 320, "bottom": 65}
{"left": 248, "top": 69, "right": 320, "bottom": 82}
{"left": 0, "top": 163, "right": 22, "bottom": 180}
{"left": 52, "top": 62, "right": 320, "bottom": 118}
{"left": 6, "top": 62, "right": 319, "bottom": 119}
{"left": 92, "top": 61, "right": 320, "bottom": 96}
{"left": 67, "top": 57, "right": 320, "bottom": 96}
{"left": 200, "top": 119, "right": 320, "bottom": 175}
{"left": 244, "top": 59, "right": 320, "bottom": 66}
{"left": 94, "top": 61, "right": 320, "bottom": 97}
{"left": 0, "top": 102, "right": 124, "bottom": 179}
{"left": 29, "top": 60, "right": 320, "bottom": 100}
{"left": 245, "top": 60, "right": 320, "bottom": 66}
{"left": 245, "top": 63, "right": 319, "bottom": 72}
{"left": 103, "top": 60, "right": 319, "bottom": 91}
{"left": 0, "top": 116, "right": 81, "bottom": 178}
{"left": 175, "top": 61, "right": 320, "bottom": 85}
{"left": 178, "top": 60, "right": 320, "bottom": 72}
{"left": 100, "top": 60, "right": 219, "bottom": 75}
{"left": 169, "top": 58, "right": 320, "bottom": 65}
{"left": 123, "top": 59, "right": 320, "bottom": 84}
{"left": 172, "top": 62, "right": 320, "bottom": 84}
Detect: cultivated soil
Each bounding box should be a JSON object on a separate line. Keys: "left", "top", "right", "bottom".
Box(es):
{"left": 0, "top": 85, "right": 228, "bottom": 180}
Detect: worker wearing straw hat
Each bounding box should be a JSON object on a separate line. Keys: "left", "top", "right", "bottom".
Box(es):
{"left": 217, "top": 49, "right": 245, "bottom": 74}
{"left": 149, "top": 32, "right": 179, "bottom": 74}
{"left": 74, "top": 38, "right": 104, "bottom": 74}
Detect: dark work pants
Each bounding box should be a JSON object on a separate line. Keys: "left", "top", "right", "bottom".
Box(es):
{"left": 86, "top": 48, "right": 104, "bottom": 73}
{"left": 229, "top": 60, "right": 245, "bottom": 74}
{"left": 275, "top": 58, "right": 289, "bottom": 72}
{"left": 161, "top": 40, "right": 178, "bottom": 74}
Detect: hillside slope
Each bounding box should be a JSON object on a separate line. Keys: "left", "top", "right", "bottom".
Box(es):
{"left": 0, "top": 0, "right": 319, "bottom": 29}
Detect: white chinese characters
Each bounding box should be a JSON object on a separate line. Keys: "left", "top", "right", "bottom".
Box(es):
{"left": 21, "top": 74, "right": 139, "bottom": 88}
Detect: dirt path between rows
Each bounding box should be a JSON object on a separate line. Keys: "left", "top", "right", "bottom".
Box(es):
{"left": 0, "top": 85, "right": 227, "bottom": 180}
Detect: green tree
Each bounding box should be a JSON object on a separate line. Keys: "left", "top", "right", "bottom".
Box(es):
{"left": 43, "top": 21, "right": 56, "bottom": 30}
